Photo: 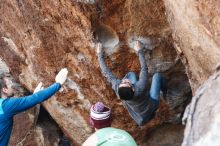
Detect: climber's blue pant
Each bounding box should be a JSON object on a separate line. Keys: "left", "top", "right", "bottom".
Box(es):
{"left": 149, "top": 73, "right": 166, "bottom": 101}
{"left": 123, "top": 72, "right": 167, "bottom": 124}
{"left": 124, "top": 72, "right": 166, "bottom": 102}
{"left": 123, "top": 72, "right": 137, "bottom": 85}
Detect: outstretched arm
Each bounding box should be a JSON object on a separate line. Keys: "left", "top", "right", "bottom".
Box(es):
{"left": 97, "top": 43, "right": 120, "bottom": 92}
{"left": 2, "top": 83, "right": 61, "bottom": 115}
{"left": 134, "top": 41, "right": 148, "bottom": 91}
{"left": 2, "top": 68, "right": 68, "bottom": 115}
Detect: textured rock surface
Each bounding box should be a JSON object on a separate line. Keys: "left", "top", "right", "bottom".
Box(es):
{"left": 20, "top": 107, "right": 67, "bottom": 146}
{"left": 182, "top": 71, "right": 220, "bottom": 146}
{"left": 164, "top": 0, "right": 220, "bottom": 92}
{"left": 142, "top": 124, "right": 184, "bottom": 146}
{"left": 0, "top": 0, "right": 192, "bottom": 145}
{"left": 164, "top": 0, "right": 220, "bottom": 145}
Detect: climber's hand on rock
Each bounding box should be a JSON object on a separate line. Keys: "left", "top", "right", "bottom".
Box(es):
{"left": 96, "top": 42, "right": 103, "bottom": 54}
{"left": 34, "top": 82, "right": 44, "bottom": 93}
{"left": 55, "top": 68, "right": 68, "bottom": 85}
{"left": 134, "top": 41, "right": 143, "bottom": 52}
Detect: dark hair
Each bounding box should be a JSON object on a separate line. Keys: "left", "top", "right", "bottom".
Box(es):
{"left": 118, "top": 86, "right": 134, "bottom": 100}
{"left": 0, "top": 73, "right": 9, "bottom": 98}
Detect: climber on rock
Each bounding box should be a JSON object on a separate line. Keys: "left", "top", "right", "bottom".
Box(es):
{"left": 0, "top": 68, "right": 68, "bottom": 146}
{"left": 96, "top": 41, "right": 167, "bottom": 126}
{"left": 82, "top": 102, "right": 137, "bottom": 146}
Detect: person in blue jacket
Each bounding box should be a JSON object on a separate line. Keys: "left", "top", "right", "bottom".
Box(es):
{"left": 0, "top": 68, "right": 68, "bottom": 146}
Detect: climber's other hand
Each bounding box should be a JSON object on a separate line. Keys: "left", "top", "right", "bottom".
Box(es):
{"left": 96, "top": 42, "right": 103, "bottom": 54}
{"left": 134, "top": 41, "right": 143, "bottom": 52}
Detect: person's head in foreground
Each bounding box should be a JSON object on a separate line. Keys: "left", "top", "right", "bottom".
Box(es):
{"left": 0, "top": 73, "right": 14, "bottom": 98}
{"left": 82, "top": 102, "right": 137, "bottom": 146}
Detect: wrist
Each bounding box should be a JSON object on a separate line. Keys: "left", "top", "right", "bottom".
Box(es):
{"left": 138, "top": 49, "right": 144, "bottom": 53}
{"left": 97, "top": 51, "right": 104, "bottom": 56}
{"left": 55, "top": 82, "right": 62, "bottom": 86}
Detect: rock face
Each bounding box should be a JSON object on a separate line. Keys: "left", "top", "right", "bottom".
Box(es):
{"left": 143, "top": 124, "right": 185, "bottom": 146}
{"left": 164, "top": 0, "right": 220, "bottom": 92}
{"left": 164, "top": 0, "right": 220, "bottom": 145}
{"left": 182, "top": 71, "right": 220, "bottom": 146}
{"left": 0, "top": 0, "right": 193, "bottom": 145}
{"left": 20, "top": 106, "right": 69, "bottom": 146}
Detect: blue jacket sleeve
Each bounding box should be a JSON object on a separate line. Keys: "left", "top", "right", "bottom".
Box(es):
{"left": 135, "top": 49, "right": 148, "bottom": 92}
{"left": 2, "top": 83, "right": 61, "bottom": 115}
